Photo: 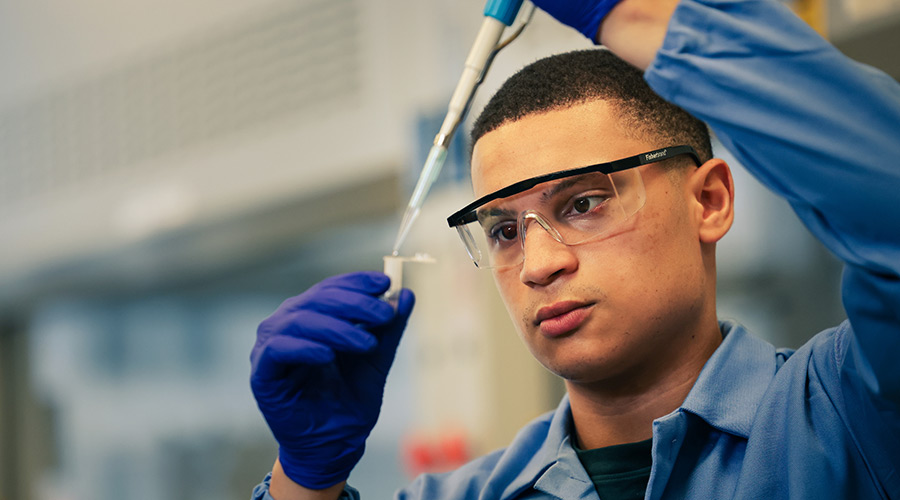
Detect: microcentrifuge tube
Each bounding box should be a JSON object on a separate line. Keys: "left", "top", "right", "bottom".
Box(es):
{"left": 383, "top": 255, "right": 404, "bottom": 306}
{"left": 382, "top": 253, "right": 436, "bottom": 307}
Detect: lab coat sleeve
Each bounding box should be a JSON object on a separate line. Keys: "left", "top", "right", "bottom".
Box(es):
{"left": 250, "top": 474, "right": 361, "bottom": 500}
{"left": 644, "top": 0, "right": 900, "bottom": 401}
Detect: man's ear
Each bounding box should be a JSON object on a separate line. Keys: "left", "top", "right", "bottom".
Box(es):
{"left": 687, "top": 158, "right": 734, "bottom": 243}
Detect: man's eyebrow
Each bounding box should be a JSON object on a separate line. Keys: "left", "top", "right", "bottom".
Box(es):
{"left": 539, "top": 176, "right": 600, "bottom": 204}
{"left": 476, "top": 207, "right": 516, "bottom": 223}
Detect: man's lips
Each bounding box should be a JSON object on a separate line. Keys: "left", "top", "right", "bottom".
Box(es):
{"left": 534, "top": 301, "right": 595, "bottom": 337}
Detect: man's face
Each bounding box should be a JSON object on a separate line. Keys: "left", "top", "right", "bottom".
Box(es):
{"left": 471, "top": 100, "right": 713, "bottom": 386}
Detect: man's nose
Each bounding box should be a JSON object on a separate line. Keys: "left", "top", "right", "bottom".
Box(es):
{"left": 518, "top": 216, "right": 578, "bottom": 286}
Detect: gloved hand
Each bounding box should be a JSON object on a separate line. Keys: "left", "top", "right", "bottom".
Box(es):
{"left": 531, "top": 0, "right": 624, "bottom": 41}
{"left": 250, "top": 271, "right": 415, "bottom": 489}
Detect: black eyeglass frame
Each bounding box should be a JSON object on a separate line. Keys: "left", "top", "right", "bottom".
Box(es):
{"left": 446, "top": 145, "right": 701, "bottom": 227}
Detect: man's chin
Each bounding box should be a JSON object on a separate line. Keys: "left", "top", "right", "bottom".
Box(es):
{"left": 541, "top": 354, "right": 634, "bottom": 386}
{"left": 540, "top": 359, "right": 603, "bottom": 383}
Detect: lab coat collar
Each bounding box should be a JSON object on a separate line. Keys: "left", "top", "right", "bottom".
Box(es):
{"left": 678, "top": 320, "right": 777, "bottom": 438}
{"left": 531, "top": 433, "right": 597, "bottom": 499}
{"left": 494, "top": 395, "right": 576, "bottom": 499}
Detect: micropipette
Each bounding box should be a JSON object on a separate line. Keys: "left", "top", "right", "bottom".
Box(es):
{"left": 391, "top": 0, "right": 534, "bottom": 256}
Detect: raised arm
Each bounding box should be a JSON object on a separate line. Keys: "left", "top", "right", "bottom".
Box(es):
{"left": 638, "top": 0, "right": 900, "bottom": 402}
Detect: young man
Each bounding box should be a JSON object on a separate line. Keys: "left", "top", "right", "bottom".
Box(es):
{"left": 250, "top": 0, "right": 900, "bottom": 498}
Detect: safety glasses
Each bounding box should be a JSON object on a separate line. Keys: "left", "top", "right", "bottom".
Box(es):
{"left": 446, "top": 145, "right": 700, "bottom": 269}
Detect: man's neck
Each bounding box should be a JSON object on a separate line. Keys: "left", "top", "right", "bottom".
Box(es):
{"left": 566, "top": 322, "right": 722, "bottom": 450}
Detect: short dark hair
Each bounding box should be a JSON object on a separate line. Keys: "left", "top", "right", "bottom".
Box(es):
{"left": 471, "top": 49, "right": 712, "bottom": 165}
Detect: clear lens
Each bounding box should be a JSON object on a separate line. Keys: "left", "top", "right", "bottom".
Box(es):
{"left": 458, "top": 168, "right": 645, "bottom": 269}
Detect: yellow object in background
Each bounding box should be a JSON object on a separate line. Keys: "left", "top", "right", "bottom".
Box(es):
{"left": 790, "top": 0, "right": 828, "bottom": 37}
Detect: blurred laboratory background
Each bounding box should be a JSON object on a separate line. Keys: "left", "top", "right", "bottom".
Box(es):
{"left": 0, "top": 0, "right": 897, "bottom": 499}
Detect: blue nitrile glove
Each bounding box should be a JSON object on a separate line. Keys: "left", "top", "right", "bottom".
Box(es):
{"left": 250, "top": 271, "right": 415, "bottom": 489}
{"left": 531, "top": 0, "right": 623, "bottom": 41}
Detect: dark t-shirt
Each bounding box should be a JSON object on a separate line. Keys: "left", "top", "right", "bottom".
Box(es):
{"left": 574, "top": 438, "right": 653, "bottom": 500}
